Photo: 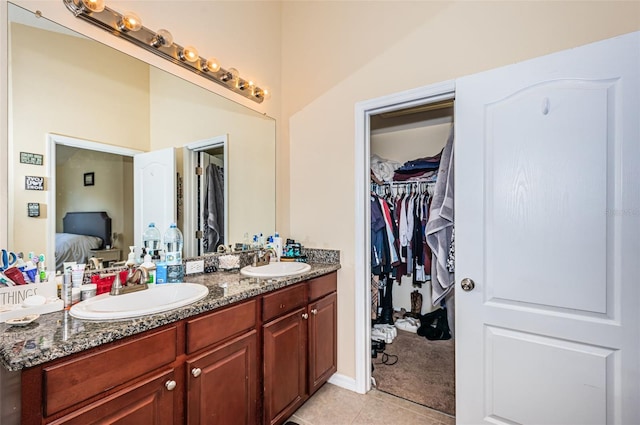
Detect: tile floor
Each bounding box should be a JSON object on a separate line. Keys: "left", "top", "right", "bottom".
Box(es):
{"left": 287, "top": 383, "right": 455, "bottom": 425}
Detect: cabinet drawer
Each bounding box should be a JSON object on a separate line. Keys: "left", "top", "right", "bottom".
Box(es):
{"left": 43, "top": 326, "right": 177, "bottom": 417}
{"left": 47, "top": 368, "right": 175, "bottom": 425}
{"left": 186, "top": 299, "right": 257, "bottom": 354}
{"left": 308, "top": 272, "right": 337, "bottom": 302}
{"left": 262, "top": 284, "right": 306, "bottom": 322}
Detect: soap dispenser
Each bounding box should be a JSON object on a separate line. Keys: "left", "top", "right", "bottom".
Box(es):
{"left": 125, "top": 246, "right": 137, "bottom": 267}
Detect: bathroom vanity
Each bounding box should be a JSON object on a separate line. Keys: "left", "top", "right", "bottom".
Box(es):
{"left": 0, "top": 262, "right": 339, "bottom": 425}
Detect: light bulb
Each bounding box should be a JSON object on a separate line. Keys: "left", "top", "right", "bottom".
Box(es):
{"left": 179, "top": 46, "right": 199, "bottom": 63}
{"left": 248, "top": 81, "right": 256, "bottom": 95}
{"left": 151, "top": 29, "right": 174, "bottom": 48}
{"left": 120, "top": 11, "right": 142, "bottom": 32}
{"left": 260, "top": 87, "right": 272, "bottom": 100}
{"left": 228, "top": 68, "right": 239, "bottom": 81}
{"left": 203, "top": 57, "right": 220, "bottom": 72}
{"left": 81, "top": 0, "right": 105, "bottom": 13}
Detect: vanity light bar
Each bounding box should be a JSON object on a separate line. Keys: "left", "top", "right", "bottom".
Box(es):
{"left": 62, "top": 0, "right": 268, "bottom": 103}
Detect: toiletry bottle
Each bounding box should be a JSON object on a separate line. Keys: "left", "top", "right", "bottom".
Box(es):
{"left": 62, "top": 272, "right": 72, "bottom": 310}
{"left": 141, "top": 253, "right": 156, "bottom": 285}
{"left": 164, "top": 223, "right": 184, "bottom": 283}
{"left": 37, "top": 254, "right": 46, "bottom": 282}
{"left": 273, "top": 232, "right": 282, "bottom": 259}
{"left": 125, "top": 246, "right": 137, "bottom": 267}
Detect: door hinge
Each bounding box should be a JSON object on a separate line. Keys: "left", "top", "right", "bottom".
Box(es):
{"left": 195, "top": 230, "right": 203, "bottom": 239}
{"left": 195, "top": 166, "right": 203, "bottom": 176}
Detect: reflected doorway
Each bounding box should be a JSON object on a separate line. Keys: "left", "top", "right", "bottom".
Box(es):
{"left": 182, "top": 136, "right": 228, "bottom": 257}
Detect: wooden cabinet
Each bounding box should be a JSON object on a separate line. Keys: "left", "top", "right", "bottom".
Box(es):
{"left": 186, "top": 330, "right": 258, "bottom": 425}
{"left": 47, "top": 368, "right": 176, "bottom": 425}
{"left": 21, "top": 325, "right": 180, "bottom": 425}
{"left": 263, "top": 272, "right": 337, "bottom": 425}
{"left": 308, "top": 292, "right": 337, "bottom": 396}
{"left": 263, "top": 307, "right": 307, "bottom": 425}
{"left": 20, "top": 271, "right": 337, "bottom": 425}
{"left": 185, "top": 299, "right": 258, "bottom": 425}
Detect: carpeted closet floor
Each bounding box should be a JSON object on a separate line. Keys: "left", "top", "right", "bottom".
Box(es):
{"left": 371, "top": 329, "right": 455, "bottom": 416}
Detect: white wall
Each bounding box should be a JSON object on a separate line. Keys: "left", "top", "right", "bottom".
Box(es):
{"left": 9, "top": 22, "right": 149, "bottom": 257}
{"left": 148, "top": 68, "right": 276, "bottom": 243}
{"left": 283, "top": 1, "right": 640, "bottom": 382}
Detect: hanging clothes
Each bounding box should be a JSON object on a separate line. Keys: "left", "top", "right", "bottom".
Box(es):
{"left": 203, "top": 163, "right": 224, "bottom": 253}
{"left": 425, "top": 128, "right": 455, "bottom": 305}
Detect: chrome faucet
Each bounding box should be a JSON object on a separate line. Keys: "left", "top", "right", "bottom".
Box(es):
{"left": 110, "top": 265, "right": 150, "bottom": 296}
{"left": 253, "top": 247, "right": 278, "bottom": 267}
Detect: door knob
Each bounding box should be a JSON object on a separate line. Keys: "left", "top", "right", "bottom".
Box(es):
{"left": 461, "top": 278, "right": 475, "bottom": 292}
{"left": 311, "top": 308, "right": 318, "bottom": 315}
{"left": 191, "top": 367, "right": 202, "bottom": 378}
{"left": 302, "top": 313, "right": 309, "bottom": 320}
{"left": 165, "top": 380, "right": 177, "bottom": 391}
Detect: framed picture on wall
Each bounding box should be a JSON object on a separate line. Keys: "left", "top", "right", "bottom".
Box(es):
{"left": 84, "top": 172, "right": 95, "bottom": 186}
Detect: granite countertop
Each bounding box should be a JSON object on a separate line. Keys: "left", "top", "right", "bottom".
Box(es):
{"left": 0, "top": 263, "right": 340, "bottom": 372}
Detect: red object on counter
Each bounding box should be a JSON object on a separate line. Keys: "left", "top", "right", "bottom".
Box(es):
{"left": 93, "top": 270, "right": 129, "bottom": 295}
{"left": 4, "top": 267, "right": 27, "bottom": 285}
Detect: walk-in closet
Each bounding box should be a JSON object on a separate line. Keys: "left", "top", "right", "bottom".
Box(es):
{"left": 369, "top": 99, "right": 455, "bottom": 417}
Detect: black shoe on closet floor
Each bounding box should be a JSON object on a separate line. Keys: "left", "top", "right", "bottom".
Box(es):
{"left": 417, "top": 308, "right": 451, "bottom": 340}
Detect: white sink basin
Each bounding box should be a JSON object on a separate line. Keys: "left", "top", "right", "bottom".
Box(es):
{"left": 240, "top": 261, "right": 311, "bottom": 278}
{"left": 70, "top": 283, "right": 209, "bottom": 321}
{"left": 240, "top": 262, "right": 312, "bottom": 278}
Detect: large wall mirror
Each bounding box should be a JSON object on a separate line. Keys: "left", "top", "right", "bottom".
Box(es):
{"left": 7, "top": 2, "right": 276, "bottom": 270}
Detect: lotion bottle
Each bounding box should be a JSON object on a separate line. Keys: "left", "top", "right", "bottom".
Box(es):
{"left": 141, "top": 253, "right": 156, "bottom": 285}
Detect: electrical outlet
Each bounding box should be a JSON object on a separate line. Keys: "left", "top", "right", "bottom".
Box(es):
{"left": 185, "top": 260, "right": 205, "bottom": 275}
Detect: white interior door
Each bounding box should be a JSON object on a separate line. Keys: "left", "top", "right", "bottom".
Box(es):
{"left": 133, "top": 148, "right": 176, "bottom": 254}
{"left": 455, "top": 32, "right": 639, "bottom": 424}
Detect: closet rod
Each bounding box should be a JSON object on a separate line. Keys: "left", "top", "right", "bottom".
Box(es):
{"left": 373, "top": 180, "right": 436, "bottom": 186}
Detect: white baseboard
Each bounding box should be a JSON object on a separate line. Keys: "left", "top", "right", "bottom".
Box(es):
{"left": 327, "top": 373, "right": 363, "bottom": 394}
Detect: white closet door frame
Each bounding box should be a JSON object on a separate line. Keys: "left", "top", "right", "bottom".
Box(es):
{"left": 352, "top": 81, "right": 455, "bottom": 393}
{"left": 183, "top": 135, "right": 228, "bottom": 257}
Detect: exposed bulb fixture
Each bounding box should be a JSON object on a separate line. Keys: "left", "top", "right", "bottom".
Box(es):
{"left": 81, "top": 0, "right": 105, "bottom": 13}
{"left": 258, "top": 87, "right": 272, "bottom": 100}
{"left": 179, "top": 46, "right": 200, "bottom": 63}
{"left": 150, "top": 29, "right": 174, "bottom": 48}
{"left": 119, "top": 11, "right": 142, "bottom": 32}
{"left": 202, "top": 57, "right": 221, "bottom": 73}
{"left": 220, "top": 70, "right": 233, "bottom": 82}
{"left": 226, "top": 68, "right": 240, "bottom": 85}
{"left": 63, "top": 0, "right": 269, "bottom": 103}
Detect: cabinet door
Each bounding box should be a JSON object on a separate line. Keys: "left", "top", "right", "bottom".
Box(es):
{"left": 48, "top": 369, "right": 176, "bottom": 425}
{"left": 186, "top": 330, "right": 258, "bottom": 425}
{"left": 263, "top": 307, "right": 307, "bottom": 425}
{"left": 308, "top": 292, "right": 337, "bottom": 395}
